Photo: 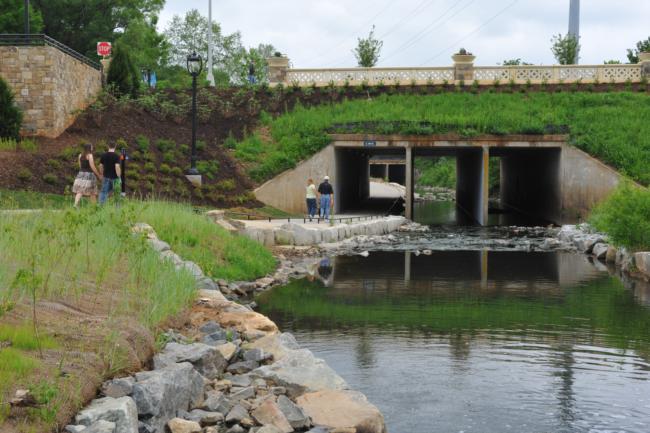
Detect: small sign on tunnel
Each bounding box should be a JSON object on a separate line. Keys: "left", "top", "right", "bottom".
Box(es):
{"left": 364, "top": 140, "right": 377, "bottom": 147}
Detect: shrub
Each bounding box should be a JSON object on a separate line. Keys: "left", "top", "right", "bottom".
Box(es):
{"left": 42, "top": 173, "right": 57, "bottom": 185}
{"left": 59, "top": 146, "right": 79, "bottom": 161}
{"left": 0, "top": 137, "right": 17, "bottom": 151}
{"left": 17, "top": 168, "right": 32, "bottom": 181}
{"left": 144, "top": 162, "right": 155, "bottom": 172}
{"left": 162, "top": 152, "right": 175, "bottom": 164}
{"left": 0, "top": 77, "right": 22, "bottom": 140}
{"left": 216, "top": 178, "right": 236, "bottom": 191}
{"left": 170, "top": 167, "right": 183, "bottom": 176}
{"left": 145, "top": 173, "right": 156, "bottom": 183}
{"left": 115, "top": 138, "right": 128, "bottom": 150}
{"left": 196, "top": 160, "right": 219, "bottom": 180}
{"left": 106, "top": 44, "right": 139, "bottom": 98}
{"left": 590, "top": 182, "right": 650, "bottom": 251}
{"left": 196, "top": 140, "right": 206, "bottom": 152}
{"left": 179, "top": 144, "right": 190, "bottom": 154}
{"left": 135, "top": 135, "right": 150, "bottom": 152}
{"left": 159, "top": 163, "right": 171, "bottom": 175}
{"left": 223, "top": 133, "right": 237, "bottom": 150}
{"left": 19, "top": 138, "right": 38, "bottom": 152}
{"left": 156, "top": 139, "right": 175, "bottom": 153}
{"left": 46, "top": 159, "right": 62, "bottom": 170}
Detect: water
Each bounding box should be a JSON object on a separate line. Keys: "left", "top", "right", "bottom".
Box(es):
{"left": 414, "top": 200, "right": 553, "bottom": 226}
{"left": 256, "top": 250, "right": 650, "bottom": 433}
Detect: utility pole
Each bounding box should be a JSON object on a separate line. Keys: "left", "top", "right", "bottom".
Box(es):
{"left": 24, "top": 0, "right": 30, "bottom": 34}
{"left": 206, "top": 0, "right": 216, "bottom": 86}
{"left": 568, "top": 0, "right": 580, "bottom": 63}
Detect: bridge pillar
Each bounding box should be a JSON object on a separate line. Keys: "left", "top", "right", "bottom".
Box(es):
{"left": 456, "top": 147, "right": 489, "bottom": 225}
{"left": 405, "top": 147, "right": 414, "bottom": 220}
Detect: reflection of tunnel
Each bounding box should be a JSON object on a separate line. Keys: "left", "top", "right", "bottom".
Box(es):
{"left": 334, "top": 144, "right": 563, "bottom": 225}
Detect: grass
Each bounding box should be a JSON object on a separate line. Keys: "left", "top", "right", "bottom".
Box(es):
{"left": 0, "top": 189, "right": 69, "bottom": 210}
{"left": 415, "top": 157, "right": 456, "bottom": 189}
{"left": 139, "top": 201, "right": 276, "bottom": 281}
{"left": 0, "top": 138, "right": 38, "bottom": 153}
{"left": 590, "top": 182, "right": 650, "bottom": 251}
{"left": 235, "top": 92, "right": 650, "bottom": 185}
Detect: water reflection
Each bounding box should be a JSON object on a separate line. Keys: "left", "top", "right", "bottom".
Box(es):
{"left": 414, "top": 200, "right": 552, "bottom": 226}
{"left": 257, "top": 251, "right": 650, "bottom": 433}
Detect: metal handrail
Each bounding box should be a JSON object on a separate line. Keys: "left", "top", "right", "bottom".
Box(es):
{"left": 0, "top": 34, "right": 101, "bottom": 70}
{"left": 224, "top": 211, "right": 388, "bottom": 224}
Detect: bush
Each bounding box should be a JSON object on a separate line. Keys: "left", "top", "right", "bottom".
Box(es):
{"left": 106, "top": 44, "right": 140, "bottom": 98}
{"left": 46, "top": 159, "right": 62, "bottom": 170}
{"left": 0, "top": 77, "right": 22, "bottom": 140}
{"left": 170, "top": 167, "right": 183, "bottom": 176}
{"left": 590, "top": 182, "right": 650, "bottom": 251}
{"left": 196, "top": 140, "right": 206, "bottom": 152}
{"left": 144, "top": 162, "right": 155, "bottom": 172}
{"left": 19, "top": 138, "right": 38, "bottom": 152}
{"left": 156, "top": 139, "right": 175, "bottom": 153}
{"left": 216, "top": 179, "right": 236, "bottom": 191}
{"left": 17, "top": 168, "right": 32, "bottom": 181}
{"left": 162, "top": 152, "right": 175, "bottom": 164}
{"left": 223, "top": 133, "right": 237, "bottom": 150}
{"left": 159, "top": 163, "right": 171, "bottom": 175}
{"left": 196, "top": 160, "right": 219, "bottom": 180}
{"left": 42, "top": 173, "right": 57, "bottom": 185}
{"left": 59, "top": 146, "right": 79, "bottom": 161}
{"left": 135, "top": 135, "right": 150, "bottom": 152}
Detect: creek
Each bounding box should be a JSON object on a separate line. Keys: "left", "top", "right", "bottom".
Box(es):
{"left": 256, "top": 201, "right": 650, "bottom": 433}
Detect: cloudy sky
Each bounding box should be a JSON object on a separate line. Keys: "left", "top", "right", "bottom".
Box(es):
{"left": 158, "top": 0, "right": 650, "bottom": 67}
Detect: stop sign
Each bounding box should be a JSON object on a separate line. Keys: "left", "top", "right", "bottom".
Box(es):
{"left": 97, "top": 42, "right": 112, "bottom": 57}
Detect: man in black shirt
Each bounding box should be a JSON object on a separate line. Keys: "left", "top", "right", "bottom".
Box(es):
{"left": 99, "top": 143, "right": 122, "bottom": 205}
{"left": 317, "top": 175, "right": 334, "bottom": 219}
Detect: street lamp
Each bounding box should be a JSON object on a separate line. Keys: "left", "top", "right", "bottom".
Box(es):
{"left": 186, "top": 51, "right": 203, "bottom": 178}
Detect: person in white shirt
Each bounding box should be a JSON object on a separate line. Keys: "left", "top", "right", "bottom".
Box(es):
{"left": 306, "top": 178, "right": 317, "bottom": 220}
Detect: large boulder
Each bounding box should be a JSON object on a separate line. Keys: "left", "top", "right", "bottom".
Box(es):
{"left": 154, "top": 342, "right": 227, "bottom": 379}
{"left": 252, "top": 349, "right": 347, "bottom": 398}
{"left": 296, "top": 390, "right": 386, "bottom": 433}
{"left": 243, "top": 333, "right": 300, "bottom": 362}
{"left": 216, "top": 311, "right": 278, "bottom": 335}
{"left": 167, "top": 418, "right": 201, "bottom": 433}
{"left": 592, "top": 243, "right": 609, "bottom": 261}
{"left": 276, "top": 395, "right": 310, "bottom": 429}
{"left": 251, "top": 399, "right": 293, "bottom": 433}
{"left": 82, "top": 420, "right": 116, "bottom": 433}
{"left": 132, "top": 362, "right": 204, "bottom": 433}
{"left": 634, "top": 252, "right": 650, "bottom": 277}
{"left": 75, "top": 397, "right": 138, "bottom": 433}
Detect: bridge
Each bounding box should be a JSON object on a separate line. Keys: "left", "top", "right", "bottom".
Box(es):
{"left": 254, "top": 134, "right": 621, "bottom": 225}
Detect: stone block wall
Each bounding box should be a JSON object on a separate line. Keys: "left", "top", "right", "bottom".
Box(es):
{"left": 0, "top": 45, "right": 102, "bottom": 137}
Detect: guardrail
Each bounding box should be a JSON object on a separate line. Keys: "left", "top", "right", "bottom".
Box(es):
{"left": 225, "top": 211, "right": 389, "bottom": 224}
{"left": 276, "top": 63, "right": 645, "bottom": 87}
{"left": 0, "top": 34, "right": 101, "bottom": 70}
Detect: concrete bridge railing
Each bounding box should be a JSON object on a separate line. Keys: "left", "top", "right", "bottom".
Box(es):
{"left": 267, "top": 53, "right": 650, "bottom": 87}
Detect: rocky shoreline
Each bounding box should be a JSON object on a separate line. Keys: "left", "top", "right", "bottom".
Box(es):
{"left": 64, "top": 223, "right": 387, "bottom": 433}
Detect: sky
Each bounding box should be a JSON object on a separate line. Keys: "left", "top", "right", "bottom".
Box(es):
{"left": 158, "top": 0, "right": 650, "bottom": 68}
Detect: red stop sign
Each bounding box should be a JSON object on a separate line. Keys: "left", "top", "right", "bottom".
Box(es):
{"left": 97, "top": 42, "right": 112, "bottom": 57}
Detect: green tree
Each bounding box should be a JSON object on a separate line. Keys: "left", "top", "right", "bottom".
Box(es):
{"left": 626, "top": 36, "right": 650, "bottom": 64}
{"left": 107, "top": 44, "right": 139, "bottom": 98}
{"left": 32, "top": 0, "right": 164, "bottom": 58}
{"left": 501, "top": 58, "right": 532, "bottom": 66}
{"left": 114, "top": 15, "right": 169, "bottom": 70}
{"left": 550, "top": 33, "right": 580, "bottom": 65}
{"left": 0, "top": 0, "right": 43, "bottom": 33}
{"left": 0, "top": 77, "right": 23, "bottom": 140}
{"left": 353, "top": 25, "right": 383, "bottom": 68}
{"left": 603, "top": 60, "right": 621, "bottom": 64}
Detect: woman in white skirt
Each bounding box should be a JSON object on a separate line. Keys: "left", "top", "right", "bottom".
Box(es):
{"left": 72, "top": 143, "right": 102, "bottom": 207}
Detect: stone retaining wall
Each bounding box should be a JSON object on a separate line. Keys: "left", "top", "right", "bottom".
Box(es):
{"left": 0, "top": 45, "right": 102, "bottom": 137}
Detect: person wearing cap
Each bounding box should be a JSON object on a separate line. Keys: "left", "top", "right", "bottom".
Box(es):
{"left": 318, "top": 175, "right": 334, "bottom": 219}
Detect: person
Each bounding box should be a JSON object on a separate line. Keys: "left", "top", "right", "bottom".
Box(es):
{"left": 98, "top": 142, "right": 122, "bottom": 205}
{"left": 72, "top": 143, "right": 101, "bottom": 207}
{"left": 306, "top": 178, "right": 317, "bottom": 220}
{"left": 318, "top": 175, "right": 334, "bottom": 220}
{"left": 248, "top": 62, "right": 256, "bottom": 84}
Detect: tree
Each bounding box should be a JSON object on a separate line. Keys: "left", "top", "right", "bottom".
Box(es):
{"left": 604, "top": 60, "right": 621, "bottom": 64}
{"left": 107, "top": 43, "right": 139, "bottom": 98}
{"left": 32, "top": 0, "right": 164, "bottom": 58}
{"left": 353, "top": 26, "right": 383, "bottom": 68}
{"left": 551, "top": 33, "right": 580, "bottom": 65}
{"left": 627, "top": 36, "right": 650, "bottom": 64}
{"left": 501, "top": 58, "right": 532, "bottom": 66}
{"left": 0, "top": 0, "right": 43, "bottom": 33}
{"left": 0, "top": 77, "right": 23, "bottom": 140}
{"left": 116, "top": 15, "right": 169, "bottom": 69}
{"left": 163, "top": 9, "right": 275, "bottom": 85}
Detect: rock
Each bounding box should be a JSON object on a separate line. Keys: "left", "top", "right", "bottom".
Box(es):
{"left": 592, "top": 243, "right": 609, "bottom": 260}
{"left": 178, "top": 261, "right": 204, "bottom": 279}
{"left": 271, "top": 387, "right": 287, "bottom": 396}
{"left": 256, "top": 277, "right": 275, "bottom": 288}
{"left": 200, "top": 321, "right": 223, "bottom": 334}
{"left": 606, "top": 246, "right": 617, "bottom": 263}
{"left": 132, "top": 363, "right": 204, "bottom": 433}
{"left": 573, "top": 235, "right": 606, "bottom": 254}
{"left": 225, "top": 404, "right": 252, "bottom": 425}
{"left": 230, "top": 386, "right": 255, "bottom": 401}
{"left": 203, "top": 331, "right": 228, "bottom": 346}
{"left": 253, "top": 349, "right": 347, "bottom": 398}
{"left": 138, "top": 421, "right": 155, "bottom": 433}
{"left": 196, "top": 278, "right": 218, "bottom": 291}
{"left": 217, "top": 310, "right": 278, "bottom": 335}
{"left": 244, "top": 333, "right": 300, "bottom": 362}
{"left": 305, "top": 427, "right": 329, "bottom": 433}
{"left": 186, "top": 409, "right": 224, "bottom": 426}
{"left": 215, "top": 342, "right": 238, "bottom": 361}
{"left": 201, "top": 390, "right": 232, "bottom": 414}
{"left": 102, "top": 377, "right": 134, "bottom": 399}
{"left": 147, "top": 238, "right": 170, "bottom": 252}
{"left": 277, "top": 395, "right": 310, "bottom": 429}
{"left": 166, "top": 418, "right": 201, "bottom": 433}
{"left": 226, "top": 425, "right": 246, "bottom": 433}
{"left": 227, "top": 374, "right": 252, "bottom": 388}
{"left": 75, "top": 397, "right": 138, "bottom": 433}
{"left": 83, "top": 420, "right": 117, "bottom": 433}
{"left": 154, "top": 342, "right": 227, "bottom": 379}
{"left": 296, "top": 390, "right": 386, "bottom": 433}
{"left": 65, "top": 426, "right": 87, "bottom": 433}
{"left": 256, "top": 426, "right": 284, "bottom": 433}
{"left": 227, "top": 360, "right": 259, "bottom": 374}
{"left": 634, "top": 252, "right": 650, "bottom": 277}
{"left": 160, "top": 250, "right": 183, "bottom": 266}
{"left": 10, "top": 389, "right": 36, "bottom": 407}
{"left": 132, "top": 223, "right": 156, "bottom": 238}
{"left": 251, "top": 399, "right": 293, "bottom": 433}
{"left": 244, "top": 348, "right": 273, "bottom": 363}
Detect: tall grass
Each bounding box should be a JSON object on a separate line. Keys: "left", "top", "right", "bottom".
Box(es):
{"left": 590, "top": 182, "right": 650, "bottom": 251}
{"left": 0, "top": 189, "right": 69, "bottom": 210}
{"left": 236, "top": 92, "right": 650, "bottom": 185}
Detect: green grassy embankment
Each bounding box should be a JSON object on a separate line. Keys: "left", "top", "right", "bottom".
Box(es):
{"left": 235, "top": 92, "right": 650, "bottom": 186}
{"left": 0, "top": 198, "right": 274, "bottom": 429}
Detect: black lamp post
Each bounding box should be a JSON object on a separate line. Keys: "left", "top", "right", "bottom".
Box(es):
{"left": 186, "top": 51, "right": 203, "bottom": 176}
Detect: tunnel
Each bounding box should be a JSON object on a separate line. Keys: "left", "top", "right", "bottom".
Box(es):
{"left": 333, "top": 144, "right": 563, "bottom": 225}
